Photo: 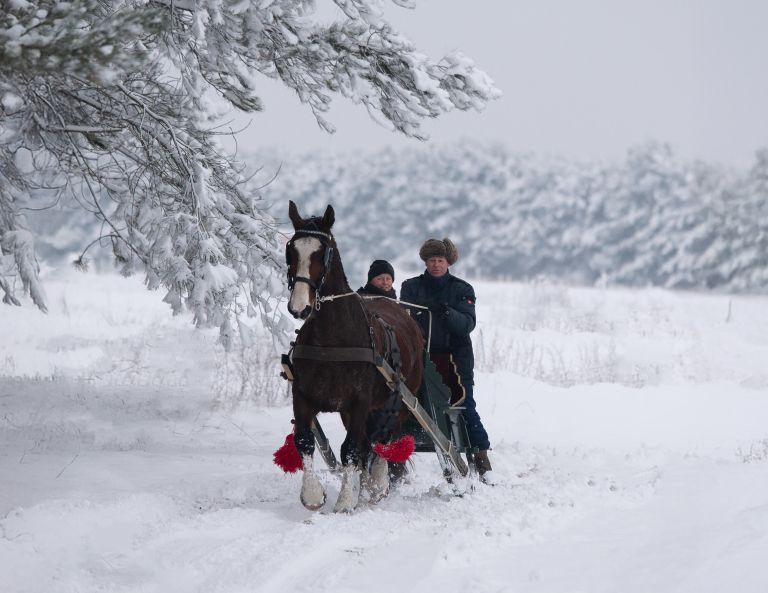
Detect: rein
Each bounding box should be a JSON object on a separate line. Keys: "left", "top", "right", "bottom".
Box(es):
{"left": 317, "top": 292, "right": 430, "bottom": 310}
{"left": 361, "top": 296, "right": 433, "bottom": 351}
{"left": 288, "top": 295, "right": 431, "bottom": 373}
{"left": 288, "top": 293, "right": 401, "bottom": 377}
{"left": 291, "top": 292, "right": 376, "bottom": 364}
{"left": 307, "top": 292, "right": 434, "bottom": 351}
{"left": 316, "top": 291, "right": 358, "bottom": 305}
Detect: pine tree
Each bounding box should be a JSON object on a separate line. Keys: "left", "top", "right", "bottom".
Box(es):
{"left": 0, "top": 0, "right": 500, "bottom": 336}
{"left": 253, "top": 141, "right": 767, "bottom": 293}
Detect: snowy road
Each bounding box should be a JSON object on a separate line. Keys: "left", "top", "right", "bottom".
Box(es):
{"left": 2, "top": 272, "right": 768, "bottom": 592}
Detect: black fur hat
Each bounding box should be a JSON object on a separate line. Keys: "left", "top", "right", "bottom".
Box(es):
{"left": 367, "top": 259, "right": 395, "bottom": 282}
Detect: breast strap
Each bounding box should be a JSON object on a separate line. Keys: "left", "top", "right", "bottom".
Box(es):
{"left": 291, "top": 314, "right": 402, "bottom": 376}
{"left": 291, "top": 344, "right": 376, "bottom": 363}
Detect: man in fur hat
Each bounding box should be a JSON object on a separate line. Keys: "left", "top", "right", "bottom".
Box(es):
{"left": 358, "top": 259, "right": 397, "bottom": 298}
{"left": 400, "top": 238, "right": 493, "bottom": 484}
{"left": 400, "top": 238, "right": 495, "bottom": 484}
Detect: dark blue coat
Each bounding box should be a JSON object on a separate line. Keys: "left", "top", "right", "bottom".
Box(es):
{"left": 400, "top": 271, "right": 477, "bottom": 384}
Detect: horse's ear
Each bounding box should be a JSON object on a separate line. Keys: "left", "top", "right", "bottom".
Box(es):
{"left": 321, "top": 204, "right": 335, "bottom": 230}
{"left": 288, "top": 200, "right": 303, "bottom": 229}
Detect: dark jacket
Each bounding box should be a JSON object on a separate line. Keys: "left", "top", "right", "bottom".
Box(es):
{"left": 400, "top": 271, "right": 476, "bottom": 382}
{"left": 357, "top": 283, "right": 397, "bottom": 299}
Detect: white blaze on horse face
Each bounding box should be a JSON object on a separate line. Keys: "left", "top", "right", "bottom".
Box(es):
{"left": 289, "top": 237, "right": 323, "bottom": 314}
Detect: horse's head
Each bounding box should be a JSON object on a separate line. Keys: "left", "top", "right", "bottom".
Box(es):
{"left": 286, "top": 200, "right": 336, "bottom": 319}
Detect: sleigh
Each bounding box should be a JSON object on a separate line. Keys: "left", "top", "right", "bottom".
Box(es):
{"left": 386, "top": 351, "right": 475, "bottom": 480}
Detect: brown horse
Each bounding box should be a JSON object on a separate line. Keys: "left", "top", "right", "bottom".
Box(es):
{"left": 285, "top": 201, "right": 424, "bottom": 512}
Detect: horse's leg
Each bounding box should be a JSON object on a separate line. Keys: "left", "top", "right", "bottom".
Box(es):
{"left": 334, "top": 460, "right": 362, "bottom": 513}
{"left": 363, "top": 402, "right": 401, "bottom": 503}
{"left": 333, "top": 408, "right": 367, "bottom": 513}
{"left": 294, "top": 397, "right": 326, "bottom": 511}
{"left": 366, "top": 453, "right": 390, "bottom": 503}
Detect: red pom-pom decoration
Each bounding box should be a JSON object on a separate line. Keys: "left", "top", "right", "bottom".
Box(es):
{"left": 273, "top": 433, "right": 303, "bottom": 473}
{"left": 373, "top": 435, "right": 415, "bottom": 463}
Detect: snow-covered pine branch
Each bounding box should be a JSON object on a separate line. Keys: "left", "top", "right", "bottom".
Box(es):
{"left": 0, "top": 229, "right": 46, "bottom": 311}
{"left": 0, "top": 0, "right": 500, "bottom": 341}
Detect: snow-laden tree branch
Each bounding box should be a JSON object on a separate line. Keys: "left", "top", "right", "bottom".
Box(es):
{"left": 0, "top": 0, "right": 500, "bottom": 339}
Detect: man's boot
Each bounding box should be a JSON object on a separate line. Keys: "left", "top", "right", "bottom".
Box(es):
{"left": 474, "top": 449, "right": 495, "bottom": 485}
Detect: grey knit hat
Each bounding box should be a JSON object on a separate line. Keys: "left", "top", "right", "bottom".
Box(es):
{"left": 419, "top": 238, "right": 459, "bottom": 265}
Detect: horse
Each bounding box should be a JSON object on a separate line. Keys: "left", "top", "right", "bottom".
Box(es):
{"left": 284, "top": 200, "right": 424, "bottom": 512}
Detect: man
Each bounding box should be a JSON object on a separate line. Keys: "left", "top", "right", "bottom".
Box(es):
{"left": 400, "top": 238, "right": 494, "bottom": 484}
{"left": 358, "top": 259, "right": 396, "bottom": 298}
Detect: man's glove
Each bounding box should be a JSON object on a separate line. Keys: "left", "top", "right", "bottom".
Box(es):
{"left": 429, "top": 303, "right": 450, "bottom": 319}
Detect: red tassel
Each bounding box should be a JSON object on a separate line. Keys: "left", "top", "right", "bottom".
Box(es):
{"left": 373, "top": 435, "right": 415, "bottom": 463}
{"left": 273, "top": 433, "right": 303, "bottom": 473}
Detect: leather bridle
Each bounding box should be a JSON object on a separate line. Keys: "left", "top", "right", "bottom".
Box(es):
{"left": 285, "top": 228, "right": 334, "bottom": 309}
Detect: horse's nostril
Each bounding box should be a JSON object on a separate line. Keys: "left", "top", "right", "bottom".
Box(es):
{"left": 299, "top": 306, "right": 311, "bottom": 319}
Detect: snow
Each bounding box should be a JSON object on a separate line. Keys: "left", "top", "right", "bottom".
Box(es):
{"left": 1, "top": 92, "right": 23, "bottom": 113}
{"left": 2, "top": 269, "right": 768, "bottom": 592}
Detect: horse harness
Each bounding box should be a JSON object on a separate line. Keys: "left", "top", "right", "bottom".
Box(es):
{"left": 284, "top": 220, "right": 402, "bottom": 377}
{"left": 283, "top": 294, "right": 404, "bottom": 387}
{"left": 283, "top": 223, "right": 406, "bottom": 440}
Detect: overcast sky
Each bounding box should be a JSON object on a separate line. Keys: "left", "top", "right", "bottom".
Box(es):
{"left": 227, "top": 0, "right": 768, "bottom": 167}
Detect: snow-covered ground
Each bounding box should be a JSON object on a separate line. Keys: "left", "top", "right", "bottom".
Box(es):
{"left": 2, "top": 269, "right": 768, "bottom": 593}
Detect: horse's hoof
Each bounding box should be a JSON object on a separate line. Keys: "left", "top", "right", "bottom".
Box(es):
{"left": 364, "top": 455, "right": 390, "bottom": 504}
{"left": 301, "top": 492, "right": 326, "bottom": 511}
{"left": 368, "top": 487, "right": 389, "bottom": 505}
{"left": 333, "top": 468, "right": 361, "bottom": 513}
{"left": 333, "top": 500, "right": 356, "bottom": 514}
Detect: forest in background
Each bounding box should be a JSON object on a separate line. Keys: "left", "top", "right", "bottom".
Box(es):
{"left": 23, "top": 140, "right": 768, "bottom": 294}
{"left": 249, "top": 141, "right": 767, "bottom": 292}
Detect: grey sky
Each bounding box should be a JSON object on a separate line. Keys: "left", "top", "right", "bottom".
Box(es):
{"left": 227, "top": 0, "right": 768, "bottom": 167}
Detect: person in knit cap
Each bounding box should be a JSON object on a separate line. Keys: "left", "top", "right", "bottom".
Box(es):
{"left": 358, "top": 259, "right": 396, "bottom": 298}
{"left": 400, "top": 238, "right": 495, "bottom": 484}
